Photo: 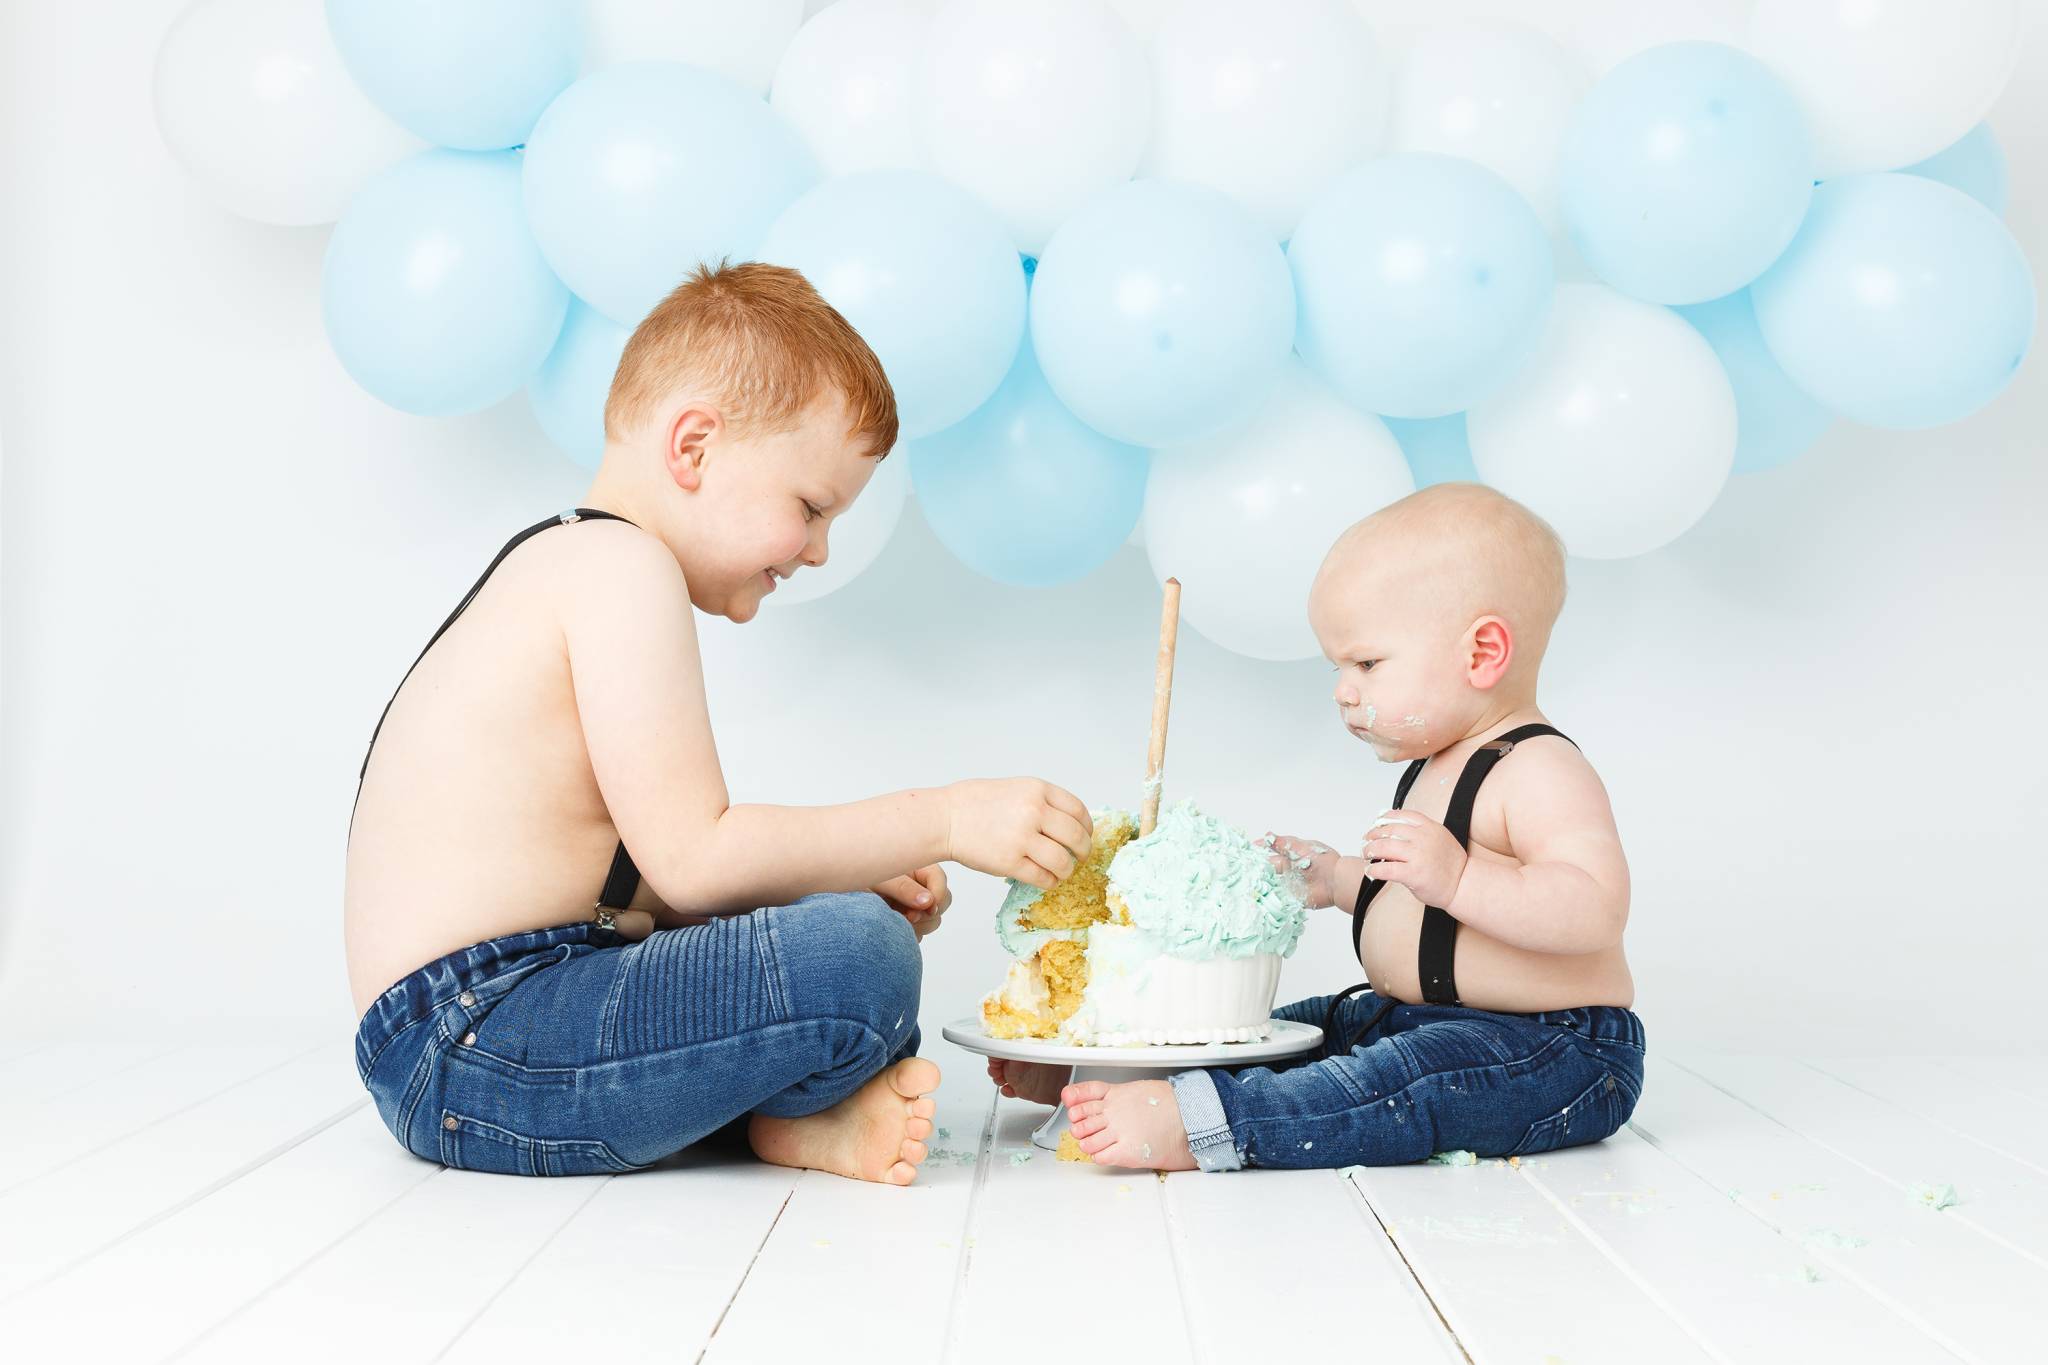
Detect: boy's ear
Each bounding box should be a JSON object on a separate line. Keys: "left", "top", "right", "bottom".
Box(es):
{"left": 1467, "top": 616, "right": 1514, "bottom": 690}
{"left": 663, "top": 403, "right": 722, "bottom": 493}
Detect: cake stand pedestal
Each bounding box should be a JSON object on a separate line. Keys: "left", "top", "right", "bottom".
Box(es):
{"left": 939, "top": 1018, "right": 1324, "bottom": 1152}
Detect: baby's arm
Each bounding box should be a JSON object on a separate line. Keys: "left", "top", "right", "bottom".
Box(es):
{"left": 1365, "top": 745, "right": 1629, "bottom": 953}
{"left": 553, "top": 527, "right": 1090, "bottom": 914}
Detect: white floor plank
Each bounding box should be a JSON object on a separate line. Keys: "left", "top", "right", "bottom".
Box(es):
{"left": 1514, "top": 1125, "right": 1961, "bottom": 1363}
{"left": 1932, "top": 1056, "right": 2048, "bottom": 1114}
{"left": 0, "top": 1039, "right": 186, "bottom": 1106}
{"left": 1348, "top": 1154, "right": 1716, "bottom": 1365}
{"left": 0, "top": 1043, "right": 364, "bottom": 1302}
{"left": 175, "top": 1166, "right": 608, "bottom": 1364}
{"left": 437, "top": 1150, "right": 800, "bottom": 1364}
{"left": 704, "top": 1088, "right": 994, "bottom": 1364}
{"left": 1807, "top": 1056, "right": 2048, "bottom": 1180}
{"left": 0, "top": 1106, "right": 438, "bottom": 1360}
{"left": 1681, "top": 1054, "right": 2048, "bottom": 1267}
{"left": 1163, "top": 1166, "right": 1464, "bottom": 1362}
{"left": 1632, "top": 1056, "right": 2048, "bottom": 1364}
{"left": 945, "top": 1097, "right": 1196, "bottom": 1365}
{"left": 0, "top": 1041, "right": 310, "bottom": 1194}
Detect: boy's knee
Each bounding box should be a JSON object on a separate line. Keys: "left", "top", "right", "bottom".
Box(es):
{"left": 778, "top": 892, "right": 921, "bottom": 1038}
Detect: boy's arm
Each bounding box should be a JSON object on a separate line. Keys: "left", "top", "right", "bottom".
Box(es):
{"left": 1364, "top": 747, "right": 1629, "bottom": 954}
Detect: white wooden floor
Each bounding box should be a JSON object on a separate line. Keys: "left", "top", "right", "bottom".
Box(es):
{"left": 1, "top": 1035, "right": 2043, "bottom": 1364}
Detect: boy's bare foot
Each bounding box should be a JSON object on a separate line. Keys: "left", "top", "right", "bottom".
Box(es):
{"left": 747, "top": 1057, "right": 941, "bottom": 1186}
{"left": 986, "top": 1057, "right": 1071, "bottom": 1105}
{"left": 1061, "top": 1079, "right": 1197, "bottom": 1170}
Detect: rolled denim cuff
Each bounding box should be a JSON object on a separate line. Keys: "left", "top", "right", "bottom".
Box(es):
{"left": 1169, "top": 1068, "right": 1244, "bottom": 1172}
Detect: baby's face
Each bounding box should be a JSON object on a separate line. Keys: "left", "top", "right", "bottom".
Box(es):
{"left": 1309, "top": 560, "right": 1476, "bottom": 764}
{"left": 688, "top": 396, "right": 878, "bottom": 622}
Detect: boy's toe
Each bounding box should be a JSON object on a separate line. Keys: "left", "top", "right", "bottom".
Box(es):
{"left": 910, "top": 1095, "right": 937, "bottom": 1120}
{"left": 889, "top": 1057, "right": 941, "bottom": 1099}
{"left": 887, "top": 1160, "right": 919, "bottom": 1186}
{"left": 1069, "top": 1112, "right": 1106, "bottom": 1139}
{"left": 900, "top": 1138, "right": 928, "bottom": 1164}
{"left": 907, "top": 1116, "right": 932, "bottom": 1141}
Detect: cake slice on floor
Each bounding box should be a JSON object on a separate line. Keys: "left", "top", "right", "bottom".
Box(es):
{"left": 979, "top": 801, "right": 1308, "bottom": 1046}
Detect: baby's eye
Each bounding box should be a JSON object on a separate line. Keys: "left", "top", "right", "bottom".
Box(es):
{"left": 1359, "top": 660, "right": 1378, "bottom": 673}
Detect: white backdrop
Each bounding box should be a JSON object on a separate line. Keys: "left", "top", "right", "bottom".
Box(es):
{"left": 2, "top": 0, "right": 2043, "bottom": 1056}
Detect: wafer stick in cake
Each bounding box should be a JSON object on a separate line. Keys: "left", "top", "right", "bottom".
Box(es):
{"left": 1140, "top": 577, "right": 1182, "bottom": 838}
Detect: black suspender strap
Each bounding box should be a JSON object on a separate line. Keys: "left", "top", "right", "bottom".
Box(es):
{"left": 351, "top": 509, "right": 646, "bottom": 915}
{"left": 1416, "top": 723, "right": 1576, "bottom": 1005}
{"left": 1351, "top": 757, "right": 1426, "bottom": 956}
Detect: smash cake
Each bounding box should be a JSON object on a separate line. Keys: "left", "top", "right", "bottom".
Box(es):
{"left": 979, "top": 800, "right": 1308, "bottom": 1046}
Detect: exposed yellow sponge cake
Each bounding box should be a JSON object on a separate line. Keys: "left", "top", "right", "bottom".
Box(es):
{"left": 1013, "top": 812, "right": 1138, "bottom": 933}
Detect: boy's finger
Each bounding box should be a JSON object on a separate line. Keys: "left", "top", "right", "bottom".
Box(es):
{"left": 1044, "top": 807, "right": 1092, "bottom": 861}
{"left": 873, "top": 874, "right": 930, "bottom": 908}
{"left": 1027, "top": 834, "right": 1078, "bottom": 883}
{"left": 1014, "top": 857, "right": 1060, "bottom": 890}
{"left": 1045, "top": 785, "right": 1091, "bottom": 830}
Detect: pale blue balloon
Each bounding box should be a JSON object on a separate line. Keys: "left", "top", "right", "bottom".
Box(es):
{"left": 1030, "top": 179, "right": 1295, "bottom": 448}
{"left": 1752, "top": 174, "right": 2035, "bottom": 430}
{"left": 323, "top": 149, "right": 568, "bottom": 417}
{"left": 325, "top": 0, "right": 580, "bottom": 150}
{"left": 1901, "top": 123, "right": 2008, "bottom": 216}
{"left": 757, "top": 171, "right": 1025, "bottom": 440}
{"left": 1383, "top": 414, "right": 1478, "bottom": 488}
{"left": 528, "top": 301, "right": 630, "bottom": 469}
{"left": 1290, "top": 155, "right": 1553, "bottom": 420}
{"left": 523, "top": 63, "right": 819, "bottom": 326}
{"left": 909, "top": 343, "right": 1148, "bottom": 587}
{"left": 1561, "top": 42, "right": 1812, "bottom": 305}
{"left": 1675, "top": 291, "right": 1830, "bottom": 473}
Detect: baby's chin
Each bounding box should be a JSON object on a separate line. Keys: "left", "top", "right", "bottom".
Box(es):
{"left": 1348, "top": 725, "right": 1423, "bottom": 764}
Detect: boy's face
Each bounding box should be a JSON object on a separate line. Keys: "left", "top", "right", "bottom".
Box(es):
{"left": 679, "top": 395, "right": 879, "bottom": 622}
{"left": 1309, "top": 557, "right": 1476, "bottom": 765}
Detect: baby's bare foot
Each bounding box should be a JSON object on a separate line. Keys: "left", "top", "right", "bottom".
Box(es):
{"left": 986, "top": 1057, "right": 1072, "bottom": 1106}
{"left": 1061, "top": 1079, "right": 1196, "bottom": 1170}
{"left": 747, "top": 1057, "right": 940, "bottom": 1185}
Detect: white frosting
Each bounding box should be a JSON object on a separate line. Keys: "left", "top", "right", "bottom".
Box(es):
{"left": 1057, "top": 923, "right": 1281, "bottom": 1047}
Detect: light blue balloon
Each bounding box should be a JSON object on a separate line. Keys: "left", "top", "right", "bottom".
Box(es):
{"left": 1676, "top": 291, "right": 1831, "bottom": 473}
{"left": 325, "top": 0, "right": 580, "bottom": 150}
{"left": 528, "top": 301, "right": 630, "bottom": 469}
{"left": 1752, "top": 173, "right": 2035, "bottom": 430}
{"left": 757, "top": 171, "right": 1025, "bottom": 440}
{"left": 1561, "top": 42, "right": 1812, "bottom": 305}
{"left": 323, "top": 149, "right": 568, "bottom": 417}
{"left": 1901, "top": 123, "right": 2008, "bottom": 216}
{"left": 909, "top": 343, "right": 1148, "bottom": 587}
{"left": 1289, "top": 155, "right": 1553, "bottom": 420}
{"left": 1383, "top": 414, "right": 1478, "bottom": 488}
{"left": 524, "top": 63, "right": 819, "bottom": 326}
{"left": 1030, "top": 179, "right": 1295, "bottom": 448}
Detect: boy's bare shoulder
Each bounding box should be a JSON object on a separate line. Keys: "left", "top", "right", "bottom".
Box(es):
{"left": 538, "top": 518, "right": 691, "bottom": 616}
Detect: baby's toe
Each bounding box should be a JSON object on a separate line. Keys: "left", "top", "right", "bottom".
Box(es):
{"left": 1078, "top": 1128, "right": 1117, "bottom": 1157}
{"left": 1061, "top": 1080, "right": 1111, "bottom": 1106}
{"left": 1069, "top": 1111, "right": 1107, "bottom": 1139}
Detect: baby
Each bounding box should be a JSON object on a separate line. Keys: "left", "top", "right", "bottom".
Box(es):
{"left": 990, "top": 483, "right": 1644, "bottom": 1169}
{"left": 347, "top": 261, "right": 1092, "bottom": 1184}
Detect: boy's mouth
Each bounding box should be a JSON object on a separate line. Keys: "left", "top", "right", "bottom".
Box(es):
{"left": 759, "top": 569, "right": 779, "bottom": 593}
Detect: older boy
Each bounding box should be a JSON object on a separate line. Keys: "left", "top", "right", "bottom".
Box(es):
{"left": 348, "top": 262, "right": 1091, "bottom": 1184}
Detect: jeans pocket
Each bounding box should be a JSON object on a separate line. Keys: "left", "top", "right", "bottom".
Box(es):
{"left": 1508, "top": 1069, "right": 1629, "bottom": 1157}
{"left": 437, "top": 1112, "right": 639, "bottom": 1176}
{"left": 434, "top": 1039, "right": 645, "bottom": 1176}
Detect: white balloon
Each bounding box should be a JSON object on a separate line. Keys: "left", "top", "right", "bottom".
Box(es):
{"left": 1748, "top": 0, "right": 2021, "bottom": 178}
{"left": 1468, "top": 284, "right": 1735, "bottom": 561}
{"left": 1144, "top": 361, "right": 1414, "bottom": 661}
{"left": 1571, "top": 0, "right": 1745, "bottom": 77}
{"left": 1142, "top": 0, "right": 1385, "bottom": 239}
{"left": 1385, "top": 22, "right": 1588, "bottom": 234}
{"left": 768, "top": 444, "right": 911, "bottom": 604}
{"left": 152, "top": 0, "right": 424, "bottom": 226}
{"left": 584, "top": 0, "right": 806, "bottom": 94}
{"left": 772, "top": 0, "right": 927, "bottom": 174}
{"left": 917, "top": 0, "right": 1151, "bottom": 255}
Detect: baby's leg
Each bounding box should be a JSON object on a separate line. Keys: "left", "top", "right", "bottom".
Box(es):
{"left": 1068, "top": 1004, "right": 1636, "bottom": 1171}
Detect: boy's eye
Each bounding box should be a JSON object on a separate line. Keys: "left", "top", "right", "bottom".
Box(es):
{"left": 802, "top": 501, "right": 822, "bottom": 521}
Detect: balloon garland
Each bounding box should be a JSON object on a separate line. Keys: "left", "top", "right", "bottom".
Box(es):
{"left": 154, "top": 0, "right": 2037, "bottom": 660}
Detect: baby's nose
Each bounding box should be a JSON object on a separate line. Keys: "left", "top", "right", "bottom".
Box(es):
{"left": 1333, "top": 683, "right": 1359, "bottom": 707}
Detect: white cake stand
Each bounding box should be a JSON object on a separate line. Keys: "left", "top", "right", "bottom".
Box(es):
{"left": 940, "top": 1017, "right": 1325, "bottom": 1152}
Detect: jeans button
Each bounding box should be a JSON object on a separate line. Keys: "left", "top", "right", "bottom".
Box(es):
{"left": 442, "top": 1114, "right": 459, "bottom": 1130}
{"left": 458, "top": 991, "right": 476, "bottom": 1008}
{"left": 462, "top": 1032, "right": 477, "bottom": 1047}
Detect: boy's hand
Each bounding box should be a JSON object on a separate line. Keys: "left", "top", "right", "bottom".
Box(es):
{"left": 1362, "top": 811, "right": 1467, "bottom": 908}
{"left": 943, "top": 779, "right": 1093, "bottom": 890}
{"left": 875, "top": 865, "right": 951, "bottom": 940}
{"left": 1256, "top": 833, "right": 1340, "bottom": 908}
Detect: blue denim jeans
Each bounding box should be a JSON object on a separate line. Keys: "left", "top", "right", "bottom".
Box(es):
{"left": 354, "top": 892, "right": 924, "bottom": 1175}
{"left": 1169, "top": 990, "right": 1645, "bottom": 1171}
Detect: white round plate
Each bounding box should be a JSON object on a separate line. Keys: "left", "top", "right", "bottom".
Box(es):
{"left": 939, "top": 1017, "right": 1323, "bottom": 1069}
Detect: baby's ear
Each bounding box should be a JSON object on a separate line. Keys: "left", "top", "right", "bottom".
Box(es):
{"left": 1467, "top": 616, "right": 1514, "bottom": 689}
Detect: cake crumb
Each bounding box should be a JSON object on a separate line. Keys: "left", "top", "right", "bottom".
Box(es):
{"left": 1802, "top": 1228, "right": 1870, "bottom": 1250}
{"left": 1508, "top": 1155, "right": 1522, "bottom": 1168}
{"left": 814, "top": 1239, "right": 831, "bottom": 1248}
{"left": 1303, "top": 1140, "right": 1314, "bottom": 1150}
{"left": 1056, "top": 1132, "right": 1094, "bottom": 1164}
{"left": 1147, "top": 1097, "right": 1159, "bottom": 1106}
{"left": 1009, "top": 1150, "right": 1033, "bottom": 1166}
{"left": 937, "top": 1126, "right": 951, "bottom": 1140}
{"left": 1911, "top": 1182, "right": 1959, "bottom": 1210}
{"left": 1427, "top": 1149, "right": 1478, "bottom": 1166}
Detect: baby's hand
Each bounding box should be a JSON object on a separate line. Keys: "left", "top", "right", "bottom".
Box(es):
{"left": 1258, "top": 832, "right": 1340, "bottom": 908}
{"left": 1362, "top": 810, "right": 1467, "bottom": 908}
{"left": 874, "top": 865, "right": 952, "bottom": 940}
